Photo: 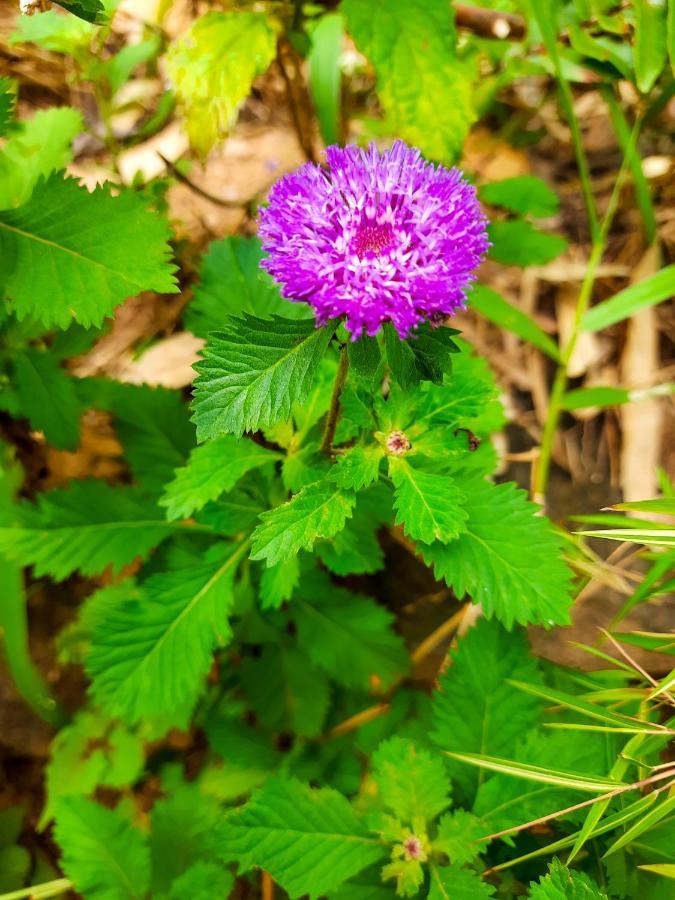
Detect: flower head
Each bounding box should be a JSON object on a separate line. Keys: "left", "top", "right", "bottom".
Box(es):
{"left": 259, "top": 141, "right": 488, "bottom": 339}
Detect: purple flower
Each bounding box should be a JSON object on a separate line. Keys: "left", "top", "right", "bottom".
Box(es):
{"left": 258, "top": 141, "right": 488, "bottom": 339}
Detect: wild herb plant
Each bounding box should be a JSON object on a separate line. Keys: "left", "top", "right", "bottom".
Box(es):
{"left": 0, "top": 1, "right": 674, "bottom": 899}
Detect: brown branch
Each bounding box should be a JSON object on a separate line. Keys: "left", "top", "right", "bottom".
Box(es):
{"left": 277, "top": 36, "right": 321, "bottom": 164}
{"left": 454, "top": 3, "right": 526, "bottom": 40}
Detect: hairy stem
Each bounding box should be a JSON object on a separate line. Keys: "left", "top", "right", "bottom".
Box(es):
{"left": 320, "top": 345, "right": 349, "bottom": 456}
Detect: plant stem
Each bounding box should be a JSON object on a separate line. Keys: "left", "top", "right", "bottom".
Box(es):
{"left": 534, "top": 119, "right": 642, "bottom": 504}
{"left": 320, "top": 345, "right": 349, "bottom": 456}
{"left": 1, "top": 558, "right": 65, "bottom": 728}
{"left": 0, "top": 879, "right": 72, "bottom": 900}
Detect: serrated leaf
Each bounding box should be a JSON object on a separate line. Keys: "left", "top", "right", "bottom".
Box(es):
{"left": 150, "top": 782, "right": 222, "bottom": 895}
{"left": 240, "top": 644, "right": 330, "bottom": 738}
{"left": 390, "top": 457, "right": 468, "bottom": 544}
{"left": 315, "top": 507, "right": 385, "bottom": 576}
{"left": 0, "top": 174, "right": 177, "bottom": 329}
{"left": 185, "top": 234, "right": 305, "bottom": 338}
{"left": 193, "top": 315, "right": 337, "bottom": 440}
{"left": 53, "top": 797, "right": 150, "bottom": 900}
{"left": 13, "top": 348, "right": 82, "bottom": 450}
{"left": 161, "top": 436, "right": 281, "bottom": 520}
{"left": 331, "top": 445, "right": 384, "bottom": 491}
{"left": 433, "top": 810, "right": 484, "bottom": 866}
{"left": 480, "top": 176, "right": 559, "bottom": 218}
{"left": 169, "top": 862, "right": 234, "bottom": 900}
{"left": 529, "top": 859, "right": 608, "bottom": 899}
{"left": 347, "top": 335, "right": 381, "bottom": 379}
{"left": 384, "top": 323, "right": 459, "bottom": 389}
{"left": 488, "top": 220, "right": 568, "bottom": 266}
{"left": 259, "top": 556, "right": 300, "bottom": 609}
{"left": 42, "top": 710, "right": 144, "bottom": 826}
{"left": 371, "top": 737, "right": 451, "bottom": 824}
{"left": 0, "top": 106, "right": 82, "bottom": 209}
{"left": 167, "top": 11, "right": 277, "bottom": 153}
{"left": 421, "top": 478, "right": 573, "bottom": 627}
{"left": 293, "top": 569, "right": 407, "bottom": 691}
{"left": 342, "top": 0, "right": 475, "bottom": 161}
{"left": 87, "top": 543, "right": 247, "bottom": 723}
{"left": 428, "top": 864, "right": 495, "bottom": 900}
{"left": 217, "top": 777, "right": 386, "bottom": 899}
{"left": 0, "top": 480, "right": 179, "bottom": 581}
{"left": 250, "top": 480, "right": 356, "bottom": 567}
{"left": 431, "top": 619, "right": 543, "bottom": 799}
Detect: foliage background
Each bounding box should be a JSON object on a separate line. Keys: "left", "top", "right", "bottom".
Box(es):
{"left": 0, "top": 0, "right": 674, "bottom": 898}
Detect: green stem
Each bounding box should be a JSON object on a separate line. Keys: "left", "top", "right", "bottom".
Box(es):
{"left": 320, "top": 345, "right": 349, "bottom": 456}
{"left": 602, "top": 86, "right": 656, "bottom": 245}
{"left": 0, "top": 879, "right": 72, "bottom": 900}
{"left": 1, "top": 558, "right": 65, "bottom": 727}
{"left": 535, "top": 119, "right": 642, "bottom": 502}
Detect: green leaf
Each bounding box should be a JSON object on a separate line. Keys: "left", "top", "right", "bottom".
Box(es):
{"left": 167, "top": 11, "right": 277, "bottom": 153}
{"left": 250, "top": 480, "right": 356, "bottom": 567}
{"left": 308, "top": 13, "right": 343, "bottom": 146}
{"left": 0, "top": 480, "right": 179, "bottom": 581}
{"left": 433, "top": 810, "right": 484, "bottom": 866}
{"left": 12, "top": 348, "right": 82, "bottom": 450}
{"left": 639, "top": 864, "right": 675, "bottom": 879}
{"left": 474, "top": 729, "right": 612, "bottom": 835}
{"left": 53, "top": 797, "right": 150, "bottom": 900}
{"left": 185, "top": 235, "right": 304, "bottom": 339}
{"left": 371, "top": 737, "right": 451, "bottom": 824}
{"left": 603, "top": 792, "right": 675, "bottom": 858}
{"left": 169, "top": 862, "right": 234, "bottom": 900}
{"left": 614, "top": 498, "right": 675, "bottom": 515}
{"left": 87, "top": 544, "right": 247, "bottom": 723}
{"left": 161, "top": 436, "right": 281, "bottom": 520}
{"left": 384, "top": 323, "right": 459, "bottom": 389}
{"left": 0, "top": 106, "right": 82, "bottom": 209}
{"left": 428, "top": 864, "right": 495, "bottom": 900}
{"left": 240, "top": 645, "right": 330, "bottom": 738}
{"left": 0, "top": 174, "right": 177, "bottom": 329}
{"left": 331, "top": 445, "right": 384, "bottom": 491}
{"left": 342, "top": 0, "right": 475, "bottom": 161}
{"left": 192, "top": 315, "right": 337, "bottom": 440}
{"left": 447, "top": 752, "right": 622, "bottom": 793}
{"left": 669, "top": 0, "right": 675, "bottom": 75}
{"left": 469, "top": 284, "right": 560, "bottom": 360}
{"left": 293, "top": 570, "right": 408, "bottom": 691}
{"left": 633, "top": 0, "right": 668, "bottom": 92}
{"left": 582, "top": 265, "right": 675, "bottom": 331}
{"left": 86, "top": 544, "right": 246, "bottom": 722}
{"left": 259, "top": 556, "right": 300, "bottom": 609}
{"left": 315, "top": 506, "right": 385, "bottom": 576}
{"left": 43, "top": 710, "right": 144, "bottom": 826}
{"left": 431, "top": 619, "right": 543, "bottom": 798}
{"left": 54, "top": 0, "right": 107, "bottom": 24}
{"left": 488, "top": 220, "right": 568, "bottom": 266}
{"left": 11, "top": 9, "right": 94, "bottom": 53}
{"left": 347, "top": 336, "right": 381, "bottom": 379}
{"left": 150, "top": 781, "right": 222, "bottom": 895}
{"left": 217, "top": 777, "right": 386, "bottom": 899}
{"left": 480, "top": 176, "right": 559, "bottom": 218}
{"left": 0, "top": 77, "right": 15, "bottom": 137}
{"left": 78, "top": 380, "right": 195, "bottom": 494}
{"left": 203, "top": 716, "right": 281, "bottom": 799}
{"left": 422, "top": 478, "right": 573, "bottom": 627}
{"left": 529, "top": 859, "right": 608, "bottom": 899}
{"left": 389, "top": 457, "right": 468, "bottom": 544}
